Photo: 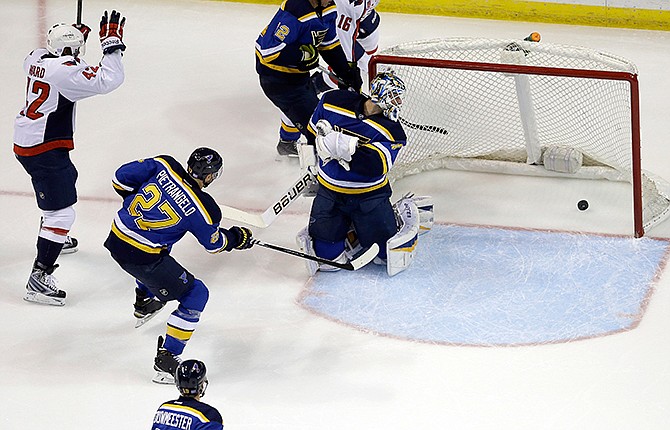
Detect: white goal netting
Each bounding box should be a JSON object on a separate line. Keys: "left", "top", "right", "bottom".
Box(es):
{"left": 374, "top": 38, "right": 670, "bottom": 236}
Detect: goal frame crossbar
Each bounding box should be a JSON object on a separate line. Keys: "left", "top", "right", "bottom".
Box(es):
{"left": 369, "top": 54, "right": 644, "bottom": 237}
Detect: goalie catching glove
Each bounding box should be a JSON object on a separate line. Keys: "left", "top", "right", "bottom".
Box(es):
{"left": 223, "top": 226, "right": 254, "bottom": 251}
{"left": 315, "top": 119, "right": 358, "bottom": 171}
{"left": 99, "top": 10, "right": 126, "bottom": 54}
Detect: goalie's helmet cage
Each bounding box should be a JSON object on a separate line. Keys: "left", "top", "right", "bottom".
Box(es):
{"left": 175, "top": 359, "right": 209, "bottom": 398}
{"left": 187, "top": 147, "right": 224, "bottom": 181}
{"left": 46, "top": 23, "right": 85, "bottom": 57}
{"left": 369, "top": 70, "right": 406, "bottom": 122}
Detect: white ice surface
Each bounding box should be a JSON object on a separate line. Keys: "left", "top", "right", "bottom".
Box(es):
{"left": 1, "top": 1, "right": 670, "bottom": 429}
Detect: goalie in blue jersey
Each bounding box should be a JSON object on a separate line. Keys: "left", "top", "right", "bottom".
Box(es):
{"left": 297, "top": 71, "right": 434, "bottom": 276}
{"left": 104, "top": 148, "right": 254, "bottom": 383}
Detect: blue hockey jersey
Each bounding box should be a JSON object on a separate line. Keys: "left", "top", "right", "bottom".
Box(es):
{"left": 309, "top": 90, "right": 407, "bottom": 194}
{"left": 151, "top": 397, "right": 223, "bottom": 430}
{"left": 105, "top": 155, "right": 229, "bottom": 263}
{"left": 255, "top": 0, "right": 341, "bottom": 78}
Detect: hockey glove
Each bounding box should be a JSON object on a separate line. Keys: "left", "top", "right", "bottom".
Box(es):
{"left": 73, "top": 23, "right": 91, "bottom": 42}
{"left": 298, "top": 44, "right": 319, "bottom": 71}
{"left": 99, "top": 10, "right": 126, "bottom": 54}
{"left": 316, "top": 125, "right": 358, "bottom": 171}
{"left": 338, "top": 62, "right": 363, "bottom": 93}
{"left": 226, "top": 226, "right": 254, "bottom": 251}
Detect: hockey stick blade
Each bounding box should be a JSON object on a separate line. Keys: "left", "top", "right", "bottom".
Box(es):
{"left": 253, "top": 239, "right": 379, "bottom": 271}
{"left": 221, "top": 171, "right": 316, "bottom": 228}
{"left": 316, "top": 65, "right": 449, "bottom": 136}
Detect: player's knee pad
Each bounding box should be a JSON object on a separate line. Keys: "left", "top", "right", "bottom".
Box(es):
{"left": 412, "top": 195, "right": 434, "bottom": 235}
{"left": 40, "top": 205, "right": 76, "bottom": 241}
{"left": 178, "top": 278, "right": 209, "bottom": 313}
{"left": 386, "top": 197, "right": 420, "bottom": 276}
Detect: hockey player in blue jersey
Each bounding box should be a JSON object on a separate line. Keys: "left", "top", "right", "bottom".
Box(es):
{"left": 298, "top": 71, "right": 432, "bottom": 276}
{"left": 151, "top": 359, "right": 224, "bottom": 430}
{"left": 255, "top": 0, "right": 363, "bottom": 157}
{"left": 104, "top": 148, "right": 254, "bottom": 383}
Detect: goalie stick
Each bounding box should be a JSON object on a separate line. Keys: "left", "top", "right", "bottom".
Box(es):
{"left": 316, "top": 65, "right": 449, "bottom": 136}
{"left": 252, "top": 239, "right": 379, "bottom": 271}
{"left": 220, "top": 171, "right": 316, "bottom": 228}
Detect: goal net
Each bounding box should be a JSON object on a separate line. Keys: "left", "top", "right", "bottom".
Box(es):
{"left": 370, "top": 38, "right": 670, "bottom": 237}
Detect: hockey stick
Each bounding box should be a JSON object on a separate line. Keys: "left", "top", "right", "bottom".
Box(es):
{"left": 76, "top": 0, "right": 83, "bottom": 25}
{"left": 316, "top": 65, "right": 449, "bottom": 136}
{"left": 220, "top": 171, "right": 316, "bottom": 228}
{"left": 252, "top": 239, "right": 379, "bottom": 271}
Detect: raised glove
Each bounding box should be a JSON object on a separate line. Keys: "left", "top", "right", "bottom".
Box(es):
{"left": 99, "top": 10, "right": 126, "bottom": 54}
{"left": 298, "top": 44, "right": 319, "bottom": 71}
{"left": 316, "top": 131, "right": 358, "bottom": 171}
{"left": 338, "top": 62, "right": 363, "bottom": 93}
{"left": 226, "top": 226, "right": 254, "bottom": 251}
{"left": 73, "top": 23, "right": 91, "bottom": 42}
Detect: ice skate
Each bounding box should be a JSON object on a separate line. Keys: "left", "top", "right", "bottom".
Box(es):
{"left": 276, "top": 139, "right": 298, "bottom": 157}
{"left": 153, "top": 336, "right": 181, "bottom": 384}
{"left": 133, "top": 288, "right": 166, "bottom": 328}
{"left": 61, "top": 235, "right": 78, "bottom": 254}
{"left": 24, "top": 262, "right": 66, "bottom": 306}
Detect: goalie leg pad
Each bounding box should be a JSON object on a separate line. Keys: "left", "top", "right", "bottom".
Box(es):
{"left": 393, "top": 195, "right": 434, "bottom": 236}
{"left": 386, "top": 198, "right": 420, "bottom": 276}
{"left": 296, "top": 227, "right": 319, "bottom": 276}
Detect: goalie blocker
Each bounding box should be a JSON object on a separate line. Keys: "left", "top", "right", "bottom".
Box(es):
{"left": 297, "top": 194, "right": 434, "bottom": 276}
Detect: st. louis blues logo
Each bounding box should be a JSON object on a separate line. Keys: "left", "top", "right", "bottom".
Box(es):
{"left": 179, "top": 271, "right": 188, "bottom": 284}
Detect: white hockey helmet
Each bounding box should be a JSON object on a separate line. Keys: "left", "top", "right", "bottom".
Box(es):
{"left": 46, "top": 23, "right": 85, "bottom": 57}
{"left": 369, "top": 70, "right": 406, "bottom": 122}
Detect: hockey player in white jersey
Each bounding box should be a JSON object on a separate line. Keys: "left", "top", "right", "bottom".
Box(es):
{"left": 13, "top": 10, "right": 127, "bottom": 306}
{"left": 313, "top": 0, "right": 381, "bottom": 93}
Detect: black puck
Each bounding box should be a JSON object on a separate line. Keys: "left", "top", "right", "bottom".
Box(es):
{"left": 577, "top": 200, "right": 589, "bottom": 211}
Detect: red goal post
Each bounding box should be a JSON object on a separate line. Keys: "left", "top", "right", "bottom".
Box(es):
{"left": 369, "top": 38, "right": 670, "bottom": 238}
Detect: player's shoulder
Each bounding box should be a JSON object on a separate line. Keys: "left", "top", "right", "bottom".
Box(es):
{"left": 174, "top": 397, "right": 224, "bottom": 424}
{"left": 153, "top": 155, "right": 222, "bottom": 223}
{"left": 283, "top": 0, "right": 336, "bottom": 22}
{"left": 321, "top": 89, "right": 362, "bottom": 109}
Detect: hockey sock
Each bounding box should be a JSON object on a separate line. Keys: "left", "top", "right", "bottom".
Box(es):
{"left": 36, "top": 236, "right": 65, "bottom": 268}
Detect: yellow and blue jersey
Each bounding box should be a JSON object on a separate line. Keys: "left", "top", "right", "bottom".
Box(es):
{"left": 255, "top": 0, "right": 340, "bottom": 78}
{"left": 309, "top": 89, "right": 407, "bottom": 194}
{"left": 106, "top": 155, "right": 228, "bottom": 263}
{"left": 152, "top": 397, "right": 223, "bottom": 430}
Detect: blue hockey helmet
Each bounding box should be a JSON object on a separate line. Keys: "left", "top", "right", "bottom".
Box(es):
{"left": 175, "top": 359, "right": 209, "bottom": 398}
{"left": 187, "top": 147, "right": 223, "bottom": 185}
{"left": 369, "top": 70, "right": 406, "bottom": 122}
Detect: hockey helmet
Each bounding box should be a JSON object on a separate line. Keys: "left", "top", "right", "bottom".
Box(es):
{"left": 187, "top": 147, "right": 224, "bottom": 185}
{"left": 46, "top": 23, "right": 86, "bottom": 57}
{"left": 369, "top": 70, "right": 406, "bottom": 122}
{"left": 175, "top": 359, "right": 209, "bottom": 398}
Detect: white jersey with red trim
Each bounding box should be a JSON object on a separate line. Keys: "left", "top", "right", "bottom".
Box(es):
{"left": 333, "top": 0, "right": 380, "bottom": 61}
{"left": 13, "top": 48, "right": 125, "bottom": 156}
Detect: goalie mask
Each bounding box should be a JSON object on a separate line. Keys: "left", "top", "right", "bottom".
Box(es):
{"left": 187, "top": 147, "right": 224, "bottom": 186}
{"left": 46, "top": 23, "right": 86, "bottom": 57}
{"left": 175, "top": 360, "right": 209, "bottom": 398}
{"left": 369, "top": 70, "right": 406, "bottom": 122}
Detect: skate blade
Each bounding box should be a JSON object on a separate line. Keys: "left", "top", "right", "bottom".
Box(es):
{"left": 152, "top": 370, "right": 175, "bottom": 384}
{"left": 60, "top": 248, "right": 78, "bottom": 255}
{"left": 24, "top": 291, "right": 65, "bottom": 306}
{"left": 134, "top": 306, "right": 166, "bottom": 328}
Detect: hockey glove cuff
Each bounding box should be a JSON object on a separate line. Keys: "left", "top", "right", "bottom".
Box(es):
{"left": 316, "top": 132, "right": 358, "bottom": 171}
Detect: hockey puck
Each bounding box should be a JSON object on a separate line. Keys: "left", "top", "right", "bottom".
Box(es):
{"left": 577, "top": 200, "right": 589, "bottom": 211}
